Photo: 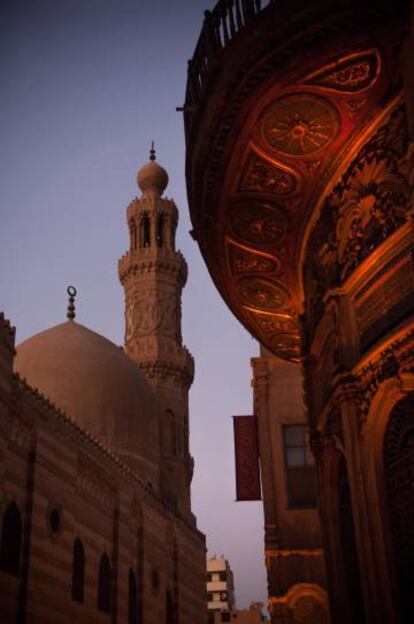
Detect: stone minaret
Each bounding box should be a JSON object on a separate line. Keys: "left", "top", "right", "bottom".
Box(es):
{"left": 118, "top": 147, "right": 194, "bottom": 514}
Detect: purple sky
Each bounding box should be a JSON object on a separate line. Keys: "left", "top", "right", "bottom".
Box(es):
{"left": 0, "top": 0, "right": 266, "bottom": 609}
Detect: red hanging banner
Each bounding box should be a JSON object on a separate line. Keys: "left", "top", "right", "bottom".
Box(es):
{"left": 233, "top": 415, "right": 261, "bottom": 501}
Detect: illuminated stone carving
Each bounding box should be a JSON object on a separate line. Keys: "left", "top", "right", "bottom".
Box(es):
{"left": 306, "top": 51, "right": 380, "bottom": 92}
{"left": 228, "top": 201, "right": 288, "bottom": 247}
{"left": 303, "top": 103, "right": 411, "bottom": 342}
{"left": 227, "top": 240, "right": 280, "bottom": 275}
{"left": 236, "top": 277, "right": 288, "bottom": 311}
{"left": 270, "top": 332, "right": 301, "bottom": 361}
{"left": 242, "top": 154, "right": 297, "bottom": 194}
{"left": 262, "top": 94, "right": 339, "bottom": 156}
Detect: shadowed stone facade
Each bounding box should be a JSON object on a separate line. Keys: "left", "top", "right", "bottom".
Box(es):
{"left": 0, "top": 154, "right": 206, "bottom": 623}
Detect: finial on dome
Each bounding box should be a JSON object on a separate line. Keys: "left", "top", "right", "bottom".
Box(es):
{"left": 66, "top": 286, "right": 77, "bottom": 321}
{"left": 149, "top": 140, "right": 156, "bottom": 161}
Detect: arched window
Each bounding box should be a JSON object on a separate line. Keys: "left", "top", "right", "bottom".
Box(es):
{"left": 140, "top": 215, "right": 151, "bottom": 247}
{"left": 170, "top": 219, "right": 176, "bottom": 250}
{"left": 130, "top": 221, "right": 137, "bottom": 251}
{"left": 98, "top": 553, "right": 111, "bottom": 613}
{"left": 128, "top": 568, "right": 138, "bottom": 624}
{"left": 166, "top": 589, "right": 174, "bottom": 624}
{"left": 157, "top": 214, "right": 164, "bottom": 247}
{"left": 72, "top": 538, "right": 85, "bottom": 603}
{"left": 384, "top": 393, "right": 414, "bottom": 620}
{"left": 0, "top": 501, "right": 22, "bottom": 576}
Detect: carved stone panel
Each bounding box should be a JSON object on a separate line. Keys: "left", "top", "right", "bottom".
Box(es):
{"left": 305, "top": 50, "right": 380, "bottom": 92}
{"left": 262, "top": 94, "right": 339, "bottom": 156}
{"left": 228, "top": 200, "right": 288, "bottom": 249}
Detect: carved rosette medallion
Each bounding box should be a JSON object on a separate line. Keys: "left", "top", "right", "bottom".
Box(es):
{"left": 241, "top": 154, "right": 298, "bottom": 195}
{"left": 305, "top": 50, "right": 380, "bottom": 92}
{"left": 262, "top": 94, "right": 339, "bottom": 156}
{"left": 226, "top": 239, "right": 280, "bottom": 275}
{"left": 236, "top": 277, "right": 288, "bottom": 312}
{"left": 228, "top": 201, "right": 288, "bottom": 248}
{"left": 270, "top": 332, "right": 301, "bottom": 361}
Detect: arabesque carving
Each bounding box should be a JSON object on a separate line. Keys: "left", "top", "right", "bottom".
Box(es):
{"left": 305, "top": 51, "right": 380, "bottom": 92}
{"left": 228, "top": 201, "right": 288, "bottom": 248}
{"left": 304, "top": 104, "right": 412, "bottom": 342}
{"left": 237, "top": 277, "right": 288, "bottom": 312}
{"left": 241, "top": 154, "right": 298, "bottom": 195}
{"left": 227, "top": 239, "right": 280, "bottom": 275}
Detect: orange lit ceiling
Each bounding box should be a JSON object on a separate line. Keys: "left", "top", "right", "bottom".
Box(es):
{"left": 185, "top": 14, "right": 406, "bottom": 361}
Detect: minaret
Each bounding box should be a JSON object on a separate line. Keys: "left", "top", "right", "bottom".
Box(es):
{"left": 118, "top": 146, "right": 194, "bottom": 513}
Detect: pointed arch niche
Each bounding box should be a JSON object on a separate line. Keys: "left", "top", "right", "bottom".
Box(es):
{"left": 361, "top": 373, "right": 414, "bottom": 621}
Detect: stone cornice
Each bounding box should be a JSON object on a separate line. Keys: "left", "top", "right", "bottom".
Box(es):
{"left": 118, "top": 251, "right": 187, "bottom": 286}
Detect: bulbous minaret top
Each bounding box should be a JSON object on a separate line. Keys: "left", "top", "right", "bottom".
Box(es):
{"left": 137, "top": 143, "right": 169, "bottom": 197}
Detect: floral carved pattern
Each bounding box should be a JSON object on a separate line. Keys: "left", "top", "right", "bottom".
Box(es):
{"left": 305, "top": 51, "right": 380, "bottom": 92}
{"left": 303, "top": 104, "right": 411, "bottom": 344}
{"left": 236, "top": 277, "right": 288, "bottom": 312}
{"left": 228, "top": 201, "right": 288, "bottom": 248}
{"left": 262, "top": 94, "right": 339, "bottom": 156}
{"left": 227, "top": 240, "right": 280, "bottom": 275}
{"left": 241, "top": 155, "right": 297, "bottom": 195}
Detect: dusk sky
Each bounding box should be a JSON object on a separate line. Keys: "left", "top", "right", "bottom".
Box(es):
{"left": 0, "top": 0, "right": 267, "bottom": 610}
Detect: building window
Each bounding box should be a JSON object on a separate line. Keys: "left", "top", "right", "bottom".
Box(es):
{"left": 221, "top": 613, "right": 231, "bottom": 622}
{"left": 72, "top": 538, "right": 85, "bottom": 602}
{"left": 166, "top": 589, "right": 174, "bottom": 624}
{"left": 0, "top": 502, "right": 22, "bottom": 576}
{"left": 283, "top": 425, "right": 317, "bottom": 509}
{"left": 140, "top": 214, "right": 151, "bottom": 247}
{"left": 219, "top": 571, "right": 227, "bottom": 582}
{"left": 48, "top": 507, "right": 62, "bottom": 535}
{"left": 207, "top": 592, "right": 213, "bottom": 601}
{"left": 129, "top": 569, "right": 138, "bottom": 624}
{"left": 98, "top": 553, "right": 111, "bottom": 613}
{"left": 157, "top": 214, "right": 164, "bottom": 246}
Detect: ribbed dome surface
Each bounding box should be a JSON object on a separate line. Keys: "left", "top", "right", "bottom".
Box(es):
{"left": 14, "top": 321, "right": 160, "bottom": 485}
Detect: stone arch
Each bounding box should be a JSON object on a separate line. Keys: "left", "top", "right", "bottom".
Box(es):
{"left": 285, "top": 583, "right": 329, "bottom": 624}
{"left": 384, "top": 392, "right": 414, "bottom": 620}
{"left": 321, "top": 441, "right": 365, "bottom": 623}
{"left": 362, "top": 373, "right": 414, "bottom": 620}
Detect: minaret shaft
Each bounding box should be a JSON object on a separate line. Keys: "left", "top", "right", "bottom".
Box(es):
{"left": 118, "top": 154, "right": 194, "bottom": 513}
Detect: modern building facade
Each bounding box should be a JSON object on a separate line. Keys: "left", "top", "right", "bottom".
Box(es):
{"left": 207, "top": 556, "right": 235, "bottom": 618}
{"left": 183, "top": 1, "right": 414, "bottom": 622}
{"left": 251, "top": 348, "right": 328, "bottom": 621}
{"left": 0, "top": 154, "right": 207, "bottom": 623}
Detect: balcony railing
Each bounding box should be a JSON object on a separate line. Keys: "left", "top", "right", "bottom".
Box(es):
{"left": 184, "top": 0, "right": 275, "bottom": 109}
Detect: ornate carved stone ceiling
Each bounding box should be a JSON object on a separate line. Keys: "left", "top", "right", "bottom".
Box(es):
{"left": 209, "top": 44, "right": 404, "bottom": 361}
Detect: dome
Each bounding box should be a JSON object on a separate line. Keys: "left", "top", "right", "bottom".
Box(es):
{"left": 137, "top": 153, "right": 169, "bottom": 197}
{"left": 14, "top": 321, "right": 160, "bottom": 485}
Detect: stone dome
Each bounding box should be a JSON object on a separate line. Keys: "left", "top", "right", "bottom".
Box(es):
{"left": 137, "top": 158, "right": 169, "bottom": 197}
{"left": 14, "top": 321, "right": 160, "bottom": 486}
